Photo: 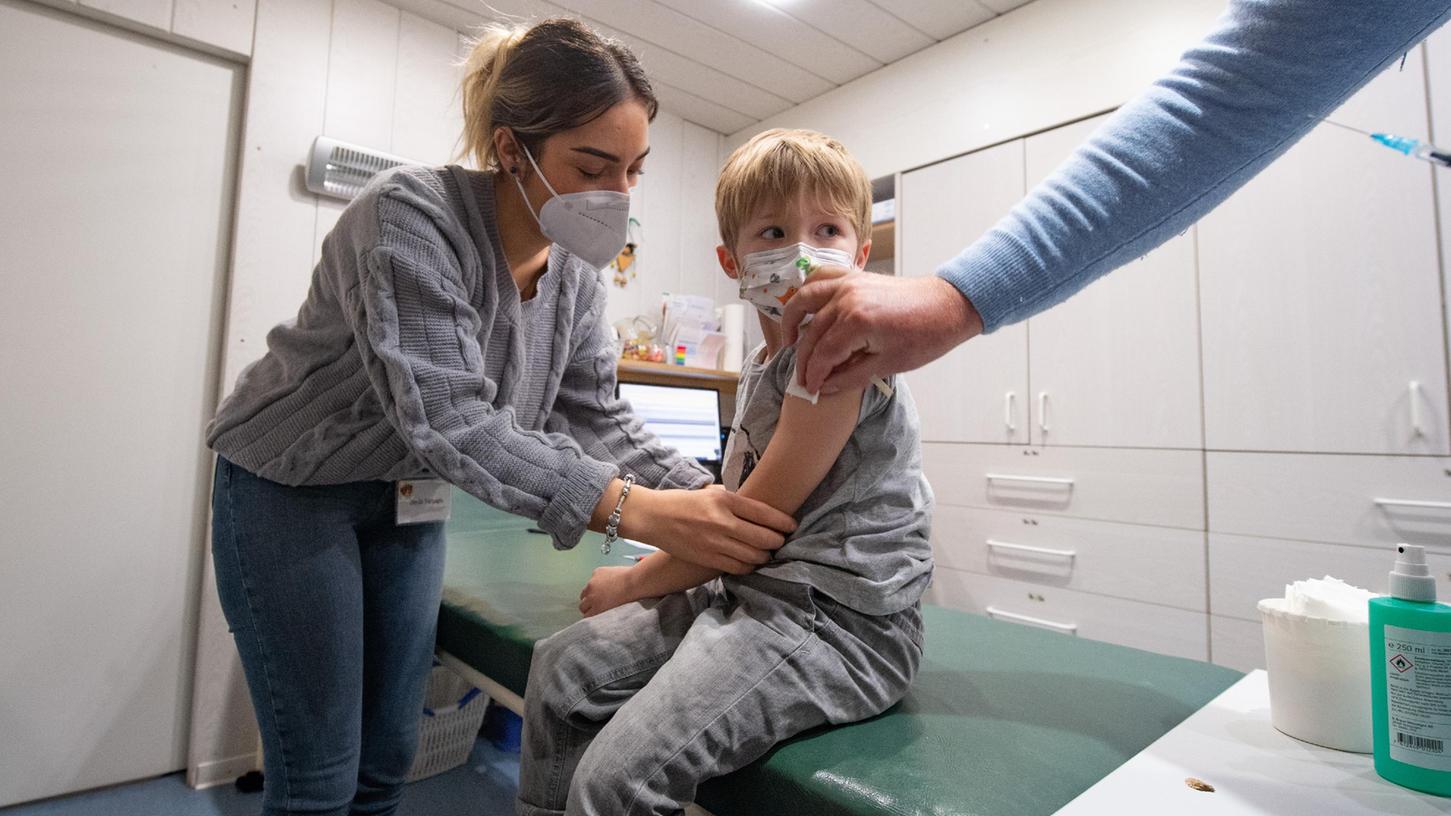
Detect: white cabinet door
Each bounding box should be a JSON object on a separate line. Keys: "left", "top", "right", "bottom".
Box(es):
{"left": 929, "top": 567, "right": 1209, "bottom": 660}
{"left": 1429, "top": 26, "right": 1451, "bottom": 410}
{"left": 931, "top": 506, "right": 1206, "bottom": 611}
{"left": 1023, "top": 115, "right": 1204, "bottom": 449}
{"left": 1198, "top": 48, "right": 1448, "bottom": 455}
{"left": 1208, "top": 532, "right": 1451, "bottom": 623}
{"left": 1206, "top": 452, "right": 1451, "bottom": 550}
{"left": 899, "top": 141, "right": 1030, "bottom": 444}
{"left": 1210, "top": 615, "right": 1265, "bottom": 672}
{"left": 923, "top": 442, "right": 1205, "bottom": 530}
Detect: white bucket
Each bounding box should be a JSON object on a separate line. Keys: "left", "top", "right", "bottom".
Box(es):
{"left": 1258, "top": 597, "right": 1372, "bottom": 753}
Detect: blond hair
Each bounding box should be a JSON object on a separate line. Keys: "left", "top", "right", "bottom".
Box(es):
{"left": 714, "top": 129, "right": 873, "bottom": 252}
{"left": 459, "top": 18, "right": 657, "bottom": 170}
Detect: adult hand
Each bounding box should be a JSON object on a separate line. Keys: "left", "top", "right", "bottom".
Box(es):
{"left": 782, "top": 268, "right": 985, "bottom": 394}
{"left": 623, "top": 485, "right": 794, "bottom": 575}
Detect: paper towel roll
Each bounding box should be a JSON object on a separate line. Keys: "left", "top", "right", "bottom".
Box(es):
{"left": 720, "top": 303, "right": 745, "bottom": 372}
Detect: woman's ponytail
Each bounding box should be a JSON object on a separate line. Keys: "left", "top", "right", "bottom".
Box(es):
{"left": 457, "top": 18, "right": 657, "bottom": 171}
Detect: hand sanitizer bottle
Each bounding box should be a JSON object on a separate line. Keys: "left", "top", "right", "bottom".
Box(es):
{"left": 1370, "top": 544, "right": 1451, "bottom": 796}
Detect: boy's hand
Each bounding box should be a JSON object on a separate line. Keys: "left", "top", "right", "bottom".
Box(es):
{"left": 579, "top": 565, "right": 638, "bottom": 617}
{"left": 782, "top": 271, "right": 983, "bottom": 394}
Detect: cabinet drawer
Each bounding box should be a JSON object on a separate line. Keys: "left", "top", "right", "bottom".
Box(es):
{"left": 1210, "top": 614, "right": 1265, "bottom": 672}
{"left": 923, "top": 443, "right": 1204, "bottom": 529}
{"left": 1208, "top": 532, "right": 1451, "bottom": 622}
{"left": 928, "top": 567, "right": 1208, "bottom": 660}
{"left": 932, "top": 506, "right": 1205, "bottom": 611}
{"left": 1207, "top": 452, "right": 1451, "bottom": 547}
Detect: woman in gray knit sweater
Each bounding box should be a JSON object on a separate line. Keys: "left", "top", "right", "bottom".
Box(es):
{"left": 205, "top": 19, "right": 794, "bottom": 816}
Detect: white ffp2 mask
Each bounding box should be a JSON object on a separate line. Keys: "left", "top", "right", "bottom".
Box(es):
{"left": 737, "top": 243, "right": 854, "bottom": 322}
{"left": 510, "top": 143, "right": 631, "bottom": 270}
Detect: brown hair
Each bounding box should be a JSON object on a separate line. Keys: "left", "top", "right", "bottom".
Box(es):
{"left": 459, "top": 18, "right": 658, "bottom": 170}
{"left": 715, "top": 128, "right": 873, "bottom": 252}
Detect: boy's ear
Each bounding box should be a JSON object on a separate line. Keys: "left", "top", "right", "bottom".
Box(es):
{"left": 716, "top": 244, "right": 740, "bottom": 279}
{"left": 855, "top": 239, "right": 872, "bottom": 270}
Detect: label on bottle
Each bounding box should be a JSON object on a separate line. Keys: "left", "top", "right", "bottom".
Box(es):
{"left": 1384, "top": 625, "right": 1451, "bottom": 772}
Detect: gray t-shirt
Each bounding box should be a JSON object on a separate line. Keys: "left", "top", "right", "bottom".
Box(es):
{"left": 722, "top": 343, "right": 934, "bottom": 615}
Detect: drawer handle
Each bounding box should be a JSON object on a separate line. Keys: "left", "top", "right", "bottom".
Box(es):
{"left": 986, "top": 539, "right": 1077, "bottom": 560}
{"left": 985, "top": 473, "right": 1075, "bottom": 487}
{"left": 1375, "top": 498, "right": 1451, "bottom": 511}
{"left": 1410, "top": 381, "right": 1424, "bottom": 438}
{"left": 985, "top": 606, "right": 1079, "bottom": 634}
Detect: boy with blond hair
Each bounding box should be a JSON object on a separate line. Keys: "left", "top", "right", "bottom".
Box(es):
{"left": 515, "top": 129, "right": 934, "bottom": 816}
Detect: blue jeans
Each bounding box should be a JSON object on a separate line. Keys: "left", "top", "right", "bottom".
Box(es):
{"left": 211, "top": 457, "right": 447, "bottom": 816}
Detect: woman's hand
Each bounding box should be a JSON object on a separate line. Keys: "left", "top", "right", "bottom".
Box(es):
{"left": 622, "top": 485, "right": 794, "bottom": 575}
{"left": 579, "top": 565, "right": 637, "bottom": 617}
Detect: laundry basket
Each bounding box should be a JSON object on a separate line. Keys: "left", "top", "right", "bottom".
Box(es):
{"left": 407, "top": 663, "right": 489, "bottom": 782}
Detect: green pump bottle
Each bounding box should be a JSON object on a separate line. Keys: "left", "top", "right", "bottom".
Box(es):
{"left": 1370, "top": 543, "right": 1451, "bottom": 796}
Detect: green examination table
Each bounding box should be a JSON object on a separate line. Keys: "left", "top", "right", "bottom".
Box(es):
{"left": 435, "top": 494, "right": 1241, "bottom": 816}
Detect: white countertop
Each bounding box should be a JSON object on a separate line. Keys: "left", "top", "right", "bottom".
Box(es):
{"left": 1054, "top": 670, "right": 1451, "bottom": 815}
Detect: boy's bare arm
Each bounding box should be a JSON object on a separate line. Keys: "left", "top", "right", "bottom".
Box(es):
{"left": 579, "top": 385, "right": 866, "bottom": 616}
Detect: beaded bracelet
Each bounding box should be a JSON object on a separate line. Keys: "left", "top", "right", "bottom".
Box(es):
{"left": 601, "top": 473, "right": 635, "bottom": 555}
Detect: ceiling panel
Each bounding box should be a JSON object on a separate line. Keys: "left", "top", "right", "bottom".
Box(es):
{"left": 978, "top": 0, "right": 1035, "bottom": 13}
{"left": 651, "top": 81, "right": 757, "bottom": 134}
{"left": 601, "top": 29, "right": 794, "bottom": 121}
{"left": 872, "top": 0, "right": 997, "bottom": 38}
{"left": 651, "top": 0, "right": 883, "bottom": 84}
{"left": 391, "top": 0, "right": 1038, "bottom": 134}
{"left": 762, "top": 0, "right": 934, "bottom": 64}
{"left": 558, "top": 0, "right": 835, "bottom": 103}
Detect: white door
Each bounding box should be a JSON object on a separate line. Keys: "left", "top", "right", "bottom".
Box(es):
{"left": 899, "top": 141, "right": 1030, "bottom": 444}
{"left": 0, "top": 1, "right": 242, "bottom": 805}
{"left": 1197, "top": 47, "right": 1448, "bottom": 455}
{"left": 1022, "top": 115, "right": 1204, "bottom": 449}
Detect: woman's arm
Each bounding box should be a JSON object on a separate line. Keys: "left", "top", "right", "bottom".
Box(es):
{"left": 546, "top": 275, "right": 714, "bottom": 491}
{"left": 345, "top": 170, "right": 792, "bottom": 568}
{"left": 580, "top": 383, "right": 865, "bottom": 616}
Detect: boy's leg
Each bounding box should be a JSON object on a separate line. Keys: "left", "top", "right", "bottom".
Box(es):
{"left": 564, "top": 578, "right": 923, "bottom": 816}
{"left": 516, "top": 585, "right": 720, "bottom": 816}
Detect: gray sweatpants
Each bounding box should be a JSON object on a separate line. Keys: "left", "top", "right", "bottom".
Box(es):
{"left": 514, "top": 574, "right": 924, "bottom": 816}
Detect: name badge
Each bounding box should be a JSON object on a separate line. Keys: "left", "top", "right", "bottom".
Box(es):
{"left": 396, "top": 479, "right": 451, "bottom": 525}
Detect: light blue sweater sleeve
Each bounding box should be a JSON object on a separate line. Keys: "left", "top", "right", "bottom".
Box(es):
{"left": 939, "top": 0, "right": 1451, "bottom": 334}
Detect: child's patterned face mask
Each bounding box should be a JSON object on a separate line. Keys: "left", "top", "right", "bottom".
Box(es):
{"left": 737, "top": 243, "right": 855, "bottom": 322}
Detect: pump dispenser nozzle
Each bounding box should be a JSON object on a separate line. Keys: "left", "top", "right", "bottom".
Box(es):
{"left": 1390, "top": 543, "right": 1437, "bottom": 603}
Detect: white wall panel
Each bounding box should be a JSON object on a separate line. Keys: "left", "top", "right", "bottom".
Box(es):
{"left": 324, "top": 0, "right": 401, "bottom": 149}
{"left": 392, "top": 11, "right": 462, "bottom": 163}
{"left": 219, "top": 0, "right": 332, "bottom": 390}
{"left": 172, "top": 0, "right": 256, "bottom": 55}
{"left": 192, "top": 0, "right": 334, "bottom": 788}
{"left": 79, "top": 0, "right": 171, "bottom": 29}
{"left": 677, "top": 121, "right": 723, "bottom": 301}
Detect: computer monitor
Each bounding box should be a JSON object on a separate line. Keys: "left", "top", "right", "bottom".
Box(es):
{"left": 618, "top": 382, "right": 723, "bottom": 464}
